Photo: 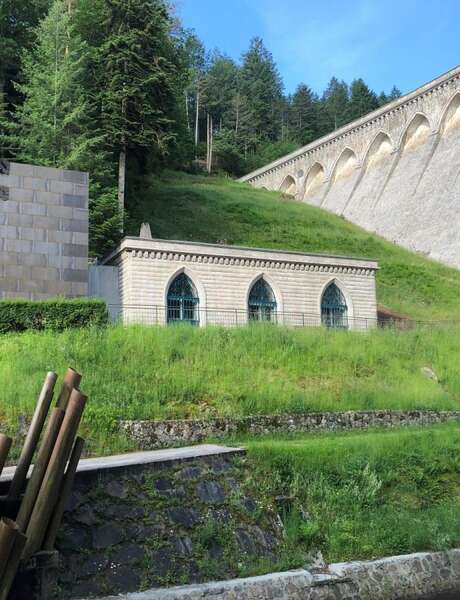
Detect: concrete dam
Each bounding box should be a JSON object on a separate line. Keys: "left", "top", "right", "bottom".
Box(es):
{"left": 240, "top": 66, "right": 460, "bottom": 270}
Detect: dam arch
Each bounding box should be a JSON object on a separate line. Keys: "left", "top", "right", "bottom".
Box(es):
{"left": 330, "top": 147, "right": 358, "bottom": 182}
{"left": 399, "top": 113, "right": 431, "bottom": 152}
{"left": 302, "top": 162, "right": 325, "bottom": 203}
{"left": 439, "top": 93, "right": 460, "bottom": 134}
{"left": 363, "top": 132, "right": 394, "bottom": 170}
{"left": 279, "top": 174, "right": 296, "bottom": 196}
{"left": 240, "top": 65, "right": 460, "bottom": 269}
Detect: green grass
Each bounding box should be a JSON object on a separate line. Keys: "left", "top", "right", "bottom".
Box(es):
{"left": 239, "top": 424, "right": 460, "bottom": 563}
{"left": 1, "top": 324, "right": 459, "bottom": 456}
{"left": 127, "top": 171, "right": 460, "bottom": 321}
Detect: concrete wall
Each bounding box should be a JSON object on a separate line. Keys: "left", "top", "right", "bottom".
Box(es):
{"left": 240, "top": 65, "right": 460, "bottom": 270}
{"left": 88, "top": 265, "right": 120, "bottom": 320}
{"left": 103, "top": 237, "right": 378, "bottom": 330}
{"left": 0, "top": 161, "right": 89, "bottom": 299}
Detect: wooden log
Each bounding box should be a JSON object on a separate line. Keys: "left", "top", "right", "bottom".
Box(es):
{"left": 0, "top": 435, "right": 12, "bottom": 478}
{"left": 8, "top": 372, "right": 58, "bottom": 500}
{"left": 0, "top": 530, "right": 27, "bottom": 600}
{"left": 56, "top": 367, "right": 82, "bottom": 411}
{"left": 43, "top": 437, "right": 85, "bottom": 550}
{"left": 23, "top": 390, "right": 87, "bottom": 559}
{"left": 16, "top": 408, "right": 65, "bottom": 532}
{"left": 0, "top": 518, "right": 18, "bottom": 582}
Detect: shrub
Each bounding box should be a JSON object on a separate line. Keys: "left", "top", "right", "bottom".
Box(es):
{"left": 0, "top": 298, "right": 108, "bottom": 333}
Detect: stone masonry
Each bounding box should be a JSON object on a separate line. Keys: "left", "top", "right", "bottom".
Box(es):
{"left": 240, "top": 65, "right": 460, "bottom": 271}
{"left": 96, "top": 549, "right": 460, "bottom": 600}
{"left": 120, "top": 410, "right": 460, "bottom": 450}
{"left": 0, "top": 445, "right": 283, "bottom": 599}
{"left": 0, "top": 160, "right": 89, "bottom": 299}
{"left": 98, "top": 237, "right": 378, "bottom": 330}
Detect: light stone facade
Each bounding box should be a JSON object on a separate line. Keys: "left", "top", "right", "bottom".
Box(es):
{"left": 98, "top": 237, "right": 378, "bottom": 329}
{"left": 240, "top": 65, "right": 460, "bottom": 270}
{"left": 0, "top": 160, "right": 89, "bottom": 299}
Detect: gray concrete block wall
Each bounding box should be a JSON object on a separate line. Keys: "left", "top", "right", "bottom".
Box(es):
{"left": 0, "top": 161, "right": 89, "bottom": 299}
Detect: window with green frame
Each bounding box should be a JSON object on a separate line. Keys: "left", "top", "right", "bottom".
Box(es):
{"left": 167, "top": 273, "right": 199, "bottom": 325}
{"left": 321, "top": 282, "right": 348, "bottom": 329}
{"left": 248, "top": 278, "right": 277, "bottom": 322}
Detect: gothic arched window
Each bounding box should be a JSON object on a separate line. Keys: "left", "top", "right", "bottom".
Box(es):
{"left": 167, "top": 273, "right": 199, "bottom": 325}
{"left": 321, "top": 283, "right": 348, "bottom": 329}
{"left": 248, "top": 278, "right": 277, "bottom": 322}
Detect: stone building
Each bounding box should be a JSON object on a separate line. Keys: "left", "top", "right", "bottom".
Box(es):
{"left": 0, "top": 160, "right": 89, "bottom": 299}
{"left": 92, "top": 236, "right": 378, "bottom": 330}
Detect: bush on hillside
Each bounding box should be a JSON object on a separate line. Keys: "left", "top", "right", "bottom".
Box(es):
{"left": 0, "top": 298, "right": 108, "bottom": 333}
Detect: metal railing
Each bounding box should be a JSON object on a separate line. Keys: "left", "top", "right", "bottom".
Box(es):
{"left": 107, "top": 304, "right": 382, "bottom": 330}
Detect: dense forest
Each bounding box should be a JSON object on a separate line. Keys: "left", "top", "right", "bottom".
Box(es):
{"left": 0, "top": 0, "right": 402, "bottom": 256}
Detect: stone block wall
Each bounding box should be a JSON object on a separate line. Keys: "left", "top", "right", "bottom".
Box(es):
{"left": 52, "top": 445, "right": 282, "bottom": 598}
{"left": 98, "top": 549, "right": 460, "bottom": 600}
{"left": 104, "top": 237, "right": 378, "bottom": 330}
{"left": 120, "top": 410, "right": 460, "bottom": 450}
{"left": 0, "top": 160, "right": 89, "bottom": 299}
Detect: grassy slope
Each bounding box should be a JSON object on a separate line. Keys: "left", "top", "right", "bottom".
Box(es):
{"left": 1, "top": 325, "right": 460, "bottom": 456}
{"left": 241, "top": 424, "right": 460, "bottom": 563}
{"left": 127, "top": 172, "right": 460, "bottom": 321}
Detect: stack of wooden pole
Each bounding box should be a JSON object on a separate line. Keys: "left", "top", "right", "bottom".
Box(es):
{"left": 0, "top": 368, "right": 88, "bottom": 599}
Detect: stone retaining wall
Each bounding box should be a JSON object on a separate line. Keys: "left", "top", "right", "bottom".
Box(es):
{"left": 94, "top": 549, "right": 460, "bottom": 600}
{"left": 121, "top": 411, "right": 460, "bottom": 450}
{"left": 50, "top": 445, "right": 281, "bottom": 598}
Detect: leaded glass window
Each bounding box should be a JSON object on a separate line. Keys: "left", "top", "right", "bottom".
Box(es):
{"left": 248, "top": 278, "right": 277, "bottom": 322}
{"left": 167, "top": 273, "right": 199, "bottom": 325}
{"left": 321, "top": 283, "right": 348, "bottom": 329}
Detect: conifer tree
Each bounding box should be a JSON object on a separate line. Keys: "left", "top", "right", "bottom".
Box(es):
{"left": 290, "top": 83, "right": 318, "bottom": 145}
{"left": 239, "top": 37, "right": 283, "bottom": 142}
{"left": 99, "top": 0, "right": 180, "bottom": 215}
{"left": 347, "top": 78, "right": 379, "bottom": 122}
{"left": 320, "top": 77, "right": 349, "bottom": 132}
{"left": 2, "top": 0, "right": 97, "bottom": 168}
{"left": 0, "top": 0, "right": 51, "bottom": 111}
{"left": 388, "top": 85, "right": 402, "bottom": 101}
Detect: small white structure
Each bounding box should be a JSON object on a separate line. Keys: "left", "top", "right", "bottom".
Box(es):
{"left": 91, "top": 237, "right": 378, "bottom": 330}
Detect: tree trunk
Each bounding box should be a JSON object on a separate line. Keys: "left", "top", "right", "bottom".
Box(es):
{"left": 235, "top": 94, "right": 239, "bottom": 134}
{"left": 194, "top": 88, "right": 200, "bottom": 148}
{"left": 206, "top": 113, "right": 210, "bottom": 172}
{"left": 209, "top": 115, "right": 213, "bottom": 173}
{"left": 185, "top": 90, "right": 190, "bottom": 131}
{"left": 118, "top": 146, "right": 126, "bottom": 229}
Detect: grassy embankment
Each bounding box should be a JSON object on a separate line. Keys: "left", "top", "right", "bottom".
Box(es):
{"left": 241, "top": 424, "right": 460, "bottom": 565}
{"left": 0, "top": 324, "right": 459, "bottom": 456}
{"left": 127, "top": 171, "right": 460, "bottom": 321}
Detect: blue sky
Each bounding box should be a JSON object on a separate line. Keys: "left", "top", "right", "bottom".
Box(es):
{"left": 176, "top": 0, "right": 459, "bottom": 95}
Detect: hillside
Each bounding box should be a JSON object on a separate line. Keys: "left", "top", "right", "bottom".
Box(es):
{"left": 127, "top": 172, "right": 460, "bottom": 321}
{"left": 243, "top": 424, "right": 460, "bottom": 563}
{"left": 1, "top": 325, "right": 460, "bottom": 457}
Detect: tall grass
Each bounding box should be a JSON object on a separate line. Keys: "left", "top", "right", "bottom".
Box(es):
{"left": 242, "top": 424, "right": 460, "bottom": 562}
{"left": 0, "top": 324, "right": 459, "bottom": 455}
{"left": 128, "top": 172, "right": 460, "bottom": 320}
